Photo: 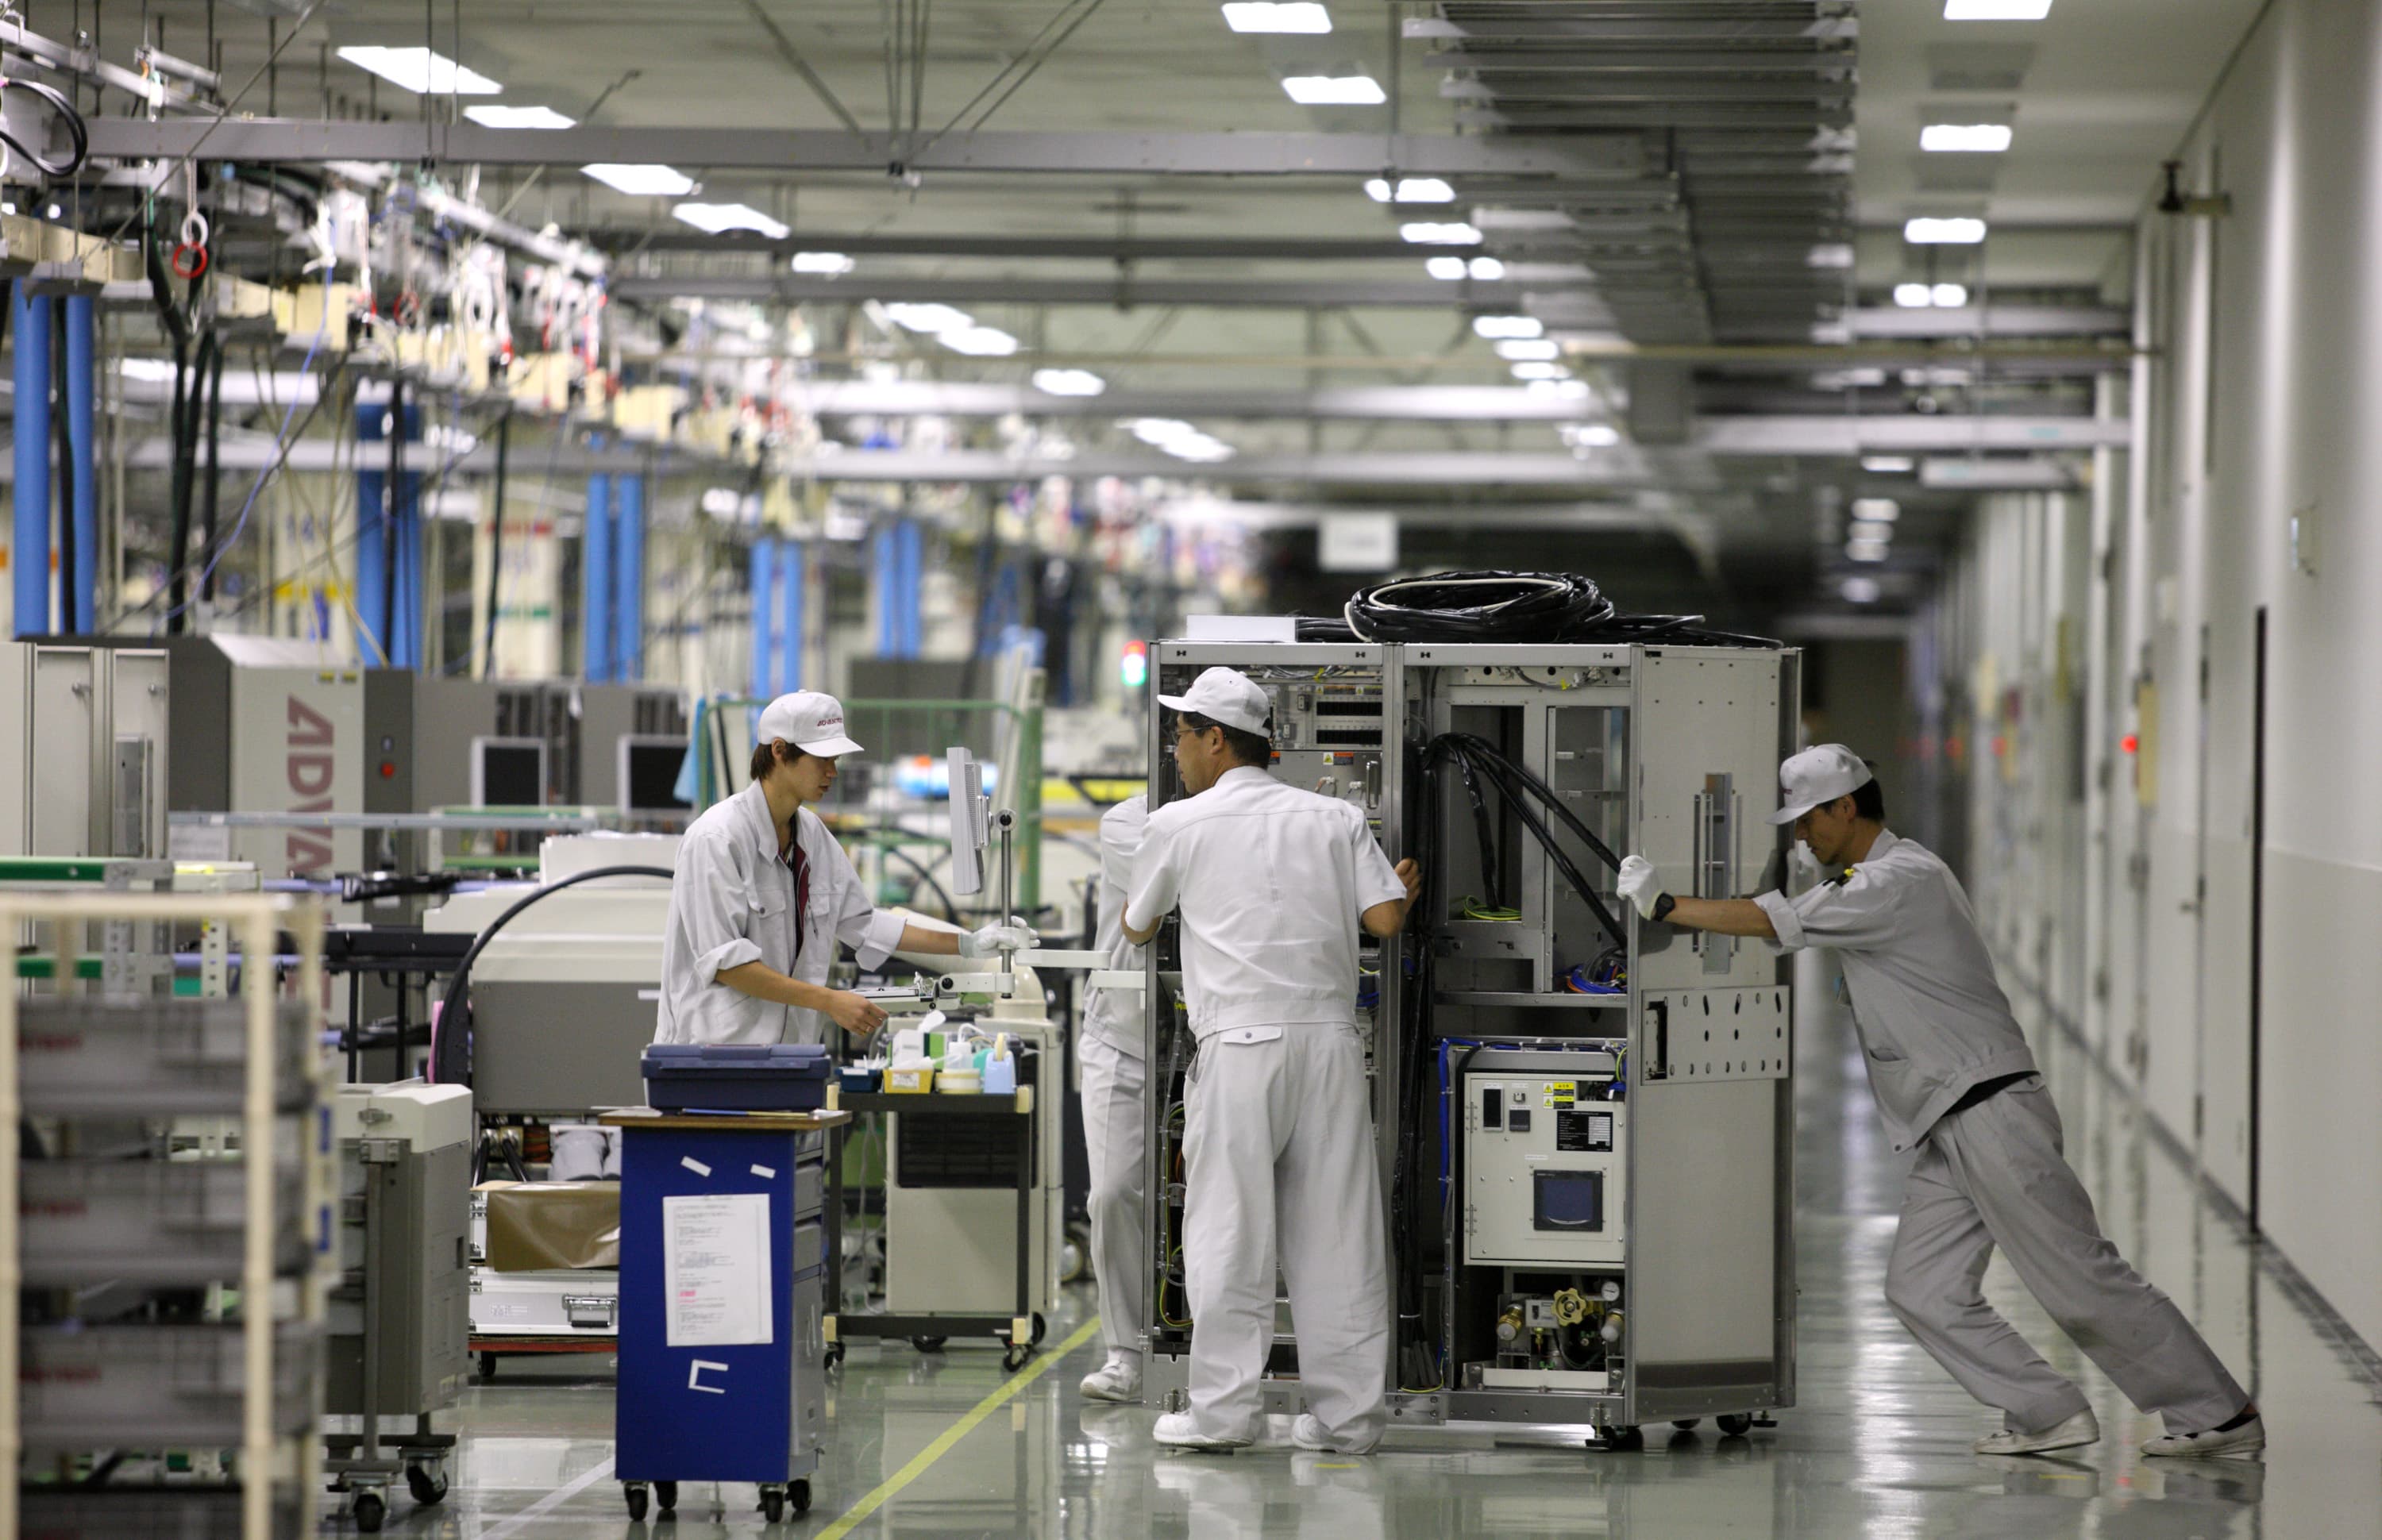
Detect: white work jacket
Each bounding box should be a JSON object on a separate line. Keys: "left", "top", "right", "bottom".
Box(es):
{"left": 1125, "top": 766, "right": 1405, "bottom": 1039}
{"left": 1080, "top": 794, "right": 1149, "bottom": 1059}
{"left": 655, "top": 783, "right": 907, "bottom": 1046}
{"left": 1754, "top": 828, "right": 2038, "bottom": 1151}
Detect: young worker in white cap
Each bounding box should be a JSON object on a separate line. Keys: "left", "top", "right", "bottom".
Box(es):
{"left": 1075, "top": 789, "right": 1151, "bottom": 1406}
{"left": 1121, "top": 667, "right": 1422, "bottom": 1454}
{"left": 1615, "top": 744, "right": 2260, "bottom": 1460}
{"left": 655, "top": 690, "right": 1034, "bottom": 1048}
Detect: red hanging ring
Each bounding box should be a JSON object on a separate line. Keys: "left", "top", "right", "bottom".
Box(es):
{"left": 170, "top": 242, "right": 210, "bottom": 279}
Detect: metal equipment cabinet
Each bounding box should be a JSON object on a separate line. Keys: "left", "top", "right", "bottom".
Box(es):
{"left": 603, "top": 1109, "right": 846, "bottom": 1524}
{"left": 1138, "top": 638, "right": 1800, "bottom": 1448}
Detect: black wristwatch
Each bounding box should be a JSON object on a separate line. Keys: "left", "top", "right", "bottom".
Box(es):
{"left": 1651, "top": 892, "right": 1677, "bottom": 923}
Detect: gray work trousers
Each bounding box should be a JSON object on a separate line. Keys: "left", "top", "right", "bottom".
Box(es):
{"left": 1885, "top": 1075, "right": 2248, "bottom": 1435}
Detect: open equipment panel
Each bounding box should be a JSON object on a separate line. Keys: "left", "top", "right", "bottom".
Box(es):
{"left": 1139, "top": 638, "right": 1799, "bottom": 1449}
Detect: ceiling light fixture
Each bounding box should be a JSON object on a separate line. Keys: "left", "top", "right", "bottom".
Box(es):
{"left": 1921, "top": 123, "right": 2014, "bottom": 152}
{"left": 941, "top": 325, "right": 1019, "bottom": 356}
{"left": 1509, "top": 362, "right": 1568, "bottom": 381}
{"left": 1847, "top": 539, "right": 1891, "bottom": 563}
{"left": 1472, "top": 314, "right": 1542, "bottom": 340}
{"left": 1894, "top": 283, "right": 1934, "bottom": 308}
{"left": 791, "top": 252, "right": 854, "bottom": 275}
{"left": 1032, "top": 368, "right": 1106, "bottom": 397}
{"left": 1933, "top": 283, "right": 1970, "bottom": 307}
{"left": 1283, "top": 75, "right": 1385, "bottom": 105}
{"left": 1944, "top": 0, "right": 2052, "bottom": 18}
{"left": 464, "top": 104, "right": 575, "bottom": 129}
{"left": 1363, "top": 176, "right": 1455, "bottom": 203}
{"left": 1401, "top": 221, "right": 1481, "bottom": 244}
{"left": 1571, "top": 424, "right": 1621, "bottom": 448}
{"left": 1841, "top": 576, "right": 1882, "bottom": 603}
{"left": 1851, "top": 519, "right": 1897, "bottom": 542}
{"left": 673, "top": 202, "right": 790, "bottom": 238}
{"left": 1221, "top": 2, "right": 1332, "bottom": 33}
{"left": 582, "top": 163, "right": 696, "bottom": 196}
{"left": 1467, "top": 256, "right": 1505, "bottom": 279}
{"left": 1425, "top": 256, "right": 1467, "bottom": 280}
{"left": 1494, "top": 339, "right": 1559, "bottom": 361}
{"left": 1852, "top": 498, "right": 1901, "bottom": 522}
{"left": 335, "top": 45, "right": 501, "bottom": 95}
{"left": 1906, "top": 216, "right": 1987, "bottom": 244}
{"left": 1862, "top": 456, "right": 1916, "bottom": 474}
{"left": 881, "top": 302, "right": 974, "bottom": 334}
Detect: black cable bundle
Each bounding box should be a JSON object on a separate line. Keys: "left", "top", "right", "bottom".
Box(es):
{"left": 1426, "top": 732, "right": 1626, "bottom": 949}
{"left": 0, "top": 78, "right": 90, "bottom": 179}
{"left": 1345, "top": 571, "right": 1613, "bottom": 644}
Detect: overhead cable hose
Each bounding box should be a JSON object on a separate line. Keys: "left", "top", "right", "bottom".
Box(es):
{"left": 0, "top": 75, "right": 89, "bottom": 179}
{"left": 1343, "top": 568, "right": 1785, "bottom": 649}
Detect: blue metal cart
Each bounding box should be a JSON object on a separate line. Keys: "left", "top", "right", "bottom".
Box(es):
{"left": 601, "top": 1109, "right": 849, "bottom": 1523}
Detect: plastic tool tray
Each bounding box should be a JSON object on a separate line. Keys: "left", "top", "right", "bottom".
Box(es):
{"left": 641, "top": 1043, "right": 832, "bottom": 1111}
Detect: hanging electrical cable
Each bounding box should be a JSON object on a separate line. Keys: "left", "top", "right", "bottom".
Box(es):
{"left": 1342, "top": 569, "right": 1785, "bottom": 649}
{"left": 0, "top": 73, "right": 89, "bottom": 179}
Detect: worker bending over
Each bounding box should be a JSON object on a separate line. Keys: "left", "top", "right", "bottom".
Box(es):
{"left": 1617, "top": 744, "right": 2259, "bottom": 1459}
{"left": 1077, "top": 791, "right": 1151, "bottom": 1405}
{"left": 655, "top": 691, "right": 1031, "bottom": 1048}
{"left": 1123, "top": 668, "right": 1421, "bottom": 1454}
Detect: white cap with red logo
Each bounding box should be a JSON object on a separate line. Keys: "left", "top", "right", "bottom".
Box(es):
{"left": 755, "top": 691, "right": 865, "bottom": 758}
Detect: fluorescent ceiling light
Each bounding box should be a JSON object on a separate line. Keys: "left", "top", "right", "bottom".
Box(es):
{"left": 882, "top": 302, "right": 973, "bottom": 334}
{"left": 1806, "top": 243, "right": 1855, "bottom": 270}
{"left": 1032, "top": 368, "right": 1106, "bottom": 397}
{"left": 1906, "top": 216, "right": 1987, "bottom": 244}
{"left": 1472, "top": 314, "right": 1542, "bottom": 340}
{"left": 1283, "top": 74, "right": 1385, "bottom": 106}
{"left": 1847, "top": 539, "right": 1890, "bottom": 563}
{"left": 1862, "top": 456, "right": 1916, "bottom": 474}
{"left": 1494, "top": 339, "right": 1559, "bottom": 361}
{"left": 1431, "top": 256, "right": 1505, "bottom": 279}
{"left": 1894, "top": 283, "right": 1934, "bottom": 309}
{"left": 1527, "top": 378, "right": 1590, "bottom": 399}
{"left": 582, "top": 163, "right": 696, "bottom": 196}
{"left": 1425, "top": 256, "right": 1467, "bottom": 280}
{"left": 1364, "top": 176, "right": 1455, "bottom": 203}
{"left": 1851, "top": 519, "right": 1897, "bottom": 542}
{"left": 1921, "top": 123, "right": 2014, "bottom": 153}
{"left": 464, "top": 104, "right": 575, "bottom": 129}
{"left": 1945, "top": 0, "right": 2052, "bottom": 17}
{"left": 1401, "top": 221, "right": 1482, "bottom": 245}
{"left": 1510, "top": 362, "right": 1568, "bottom": 381}
{"left": 941, "top": 325, "right": 1019, "bottom": 356}
{"left": 1932, "top": 283, "right": 1970, "bottom": 307}
{"left": 1841, "top": 576, "right": 1882, "bottom": 604}
{"left": 1852, "top": 498, "right": 1901, "bottom": 522}
{"left": 336, "top": 45, "right": 501, "bottom": 95}
{"left": 673, "top": 202, "right": 789, "bottom": 238}
{"left": 791, "top": 252, "right": 854, "bottom": 275}
{"left": 1222, "top": 2, "right": 1332, "bottom": 33}
{"left": 1467, "top": 256, "right": 1504, "bottom": 280}
{"left": 1573, "top": 424, "right": 1621, "bottom": 448}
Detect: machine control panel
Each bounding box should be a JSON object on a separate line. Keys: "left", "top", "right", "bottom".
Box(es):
{"left": 1464, "top": 1070, "right": 1626, "bottom": 1267}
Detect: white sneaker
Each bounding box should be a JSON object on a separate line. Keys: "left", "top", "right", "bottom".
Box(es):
{"left": 1292, "top": 1413, "right": 1378, "bottom": 1456}
{"left": 1079, "top": 1353, "right": 1143, "bottom": 1405}
{"left": 2143, "top": 1413, "right": 2264, "bottom": 1459}
{"left": 1972, "top": 1407, "right": 2100, "bottom": 1456}
{"left": 1154, "top": 1411, "right": 1250, "bottom": 1452}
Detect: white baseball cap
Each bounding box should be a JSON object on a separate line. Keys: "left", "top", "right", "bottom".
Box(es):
{"left": 1771, "top": 743, "right": 1874, "bottom": 825}
{"left": 755, "top": 691, "right": 865, "bottom": 758}
{"left": 1157, "top": 666, "right": 1274, "bottom": 738}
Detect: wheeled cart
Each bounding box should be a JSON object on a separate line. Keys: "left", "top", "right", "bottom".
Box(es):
{"left": 603, "top": 1109, "right": 847, "bottom": 1523}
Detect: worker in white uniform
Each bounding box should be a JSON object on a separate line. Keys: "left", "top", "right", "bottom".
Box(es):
{"left": 1121, "top": 668, "right": 1421, "bottom": 1454}
{"left": 655, "top": 691, "right": 1033, "bottom": 1048}
{"left": 1077, "top": 791, "right": 1151, "bottom": 1405}
{"left": 1617, "top": 744, "right": 2261, "bottom": 1459}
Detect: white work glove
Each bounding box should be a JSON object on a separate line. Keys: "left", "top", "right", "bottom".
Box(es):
{"left": 1617, "top": 855, "right": 1666, "bottom": 921}
{"left": 958, "top": 918, "right": 1037, "bottom": 959}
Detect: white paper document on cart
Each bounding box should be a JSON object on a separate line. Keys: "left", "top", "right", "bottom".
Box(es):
{"left": 663, "top": 1193, "right": 773, "bottom": 1347}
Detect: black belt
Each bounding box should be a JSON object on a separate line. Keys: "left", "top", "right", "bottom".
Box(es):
{"left": 1946, "top": 1070, "right": 2031, "bottom": 1118}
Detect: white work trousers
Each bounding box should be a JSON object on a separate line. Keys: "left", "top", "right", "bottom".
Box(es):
{"left": 1181, "top": 1024, "right": 1389, "bottom": 1447}
{"left": 1077, "top": 1032, "right": 1148, "bottom": 1361}
{"left": 1886, "top": 1076, "right": 2248, "bottom": 1434}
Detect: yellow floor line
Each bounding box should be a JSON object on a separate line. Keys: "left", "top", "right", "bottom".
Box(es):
{"left": 815, "top": 1315, "right": 1104, "bottom": 1540}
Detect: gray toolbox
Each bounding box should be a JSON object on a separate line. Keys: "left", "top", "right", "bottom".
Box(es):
{"left": 19, "top": 1321, "right": 325, "bottom": 1448}
{"left": 17, "top": 996, "right": 318, "bottom": 1113}
{"left": 20, "top": 1157, "right": 310, "bottom": 1286}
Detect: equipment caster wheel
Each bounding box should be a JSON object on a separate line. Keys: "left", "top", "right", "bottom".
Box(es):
{"left": 1671, "top": 1419, "right": 1702, "bottom": 1430}
{"left": 911, "top": 1334, "right": 946, "bottom": 1354}
{"left": 1716, "top": 1413, "right": 1756, "bottom": 1438}
{"left": 353, "top": 1492, "right": 386, "bottom": 1532}
{"left": 625, "top": 1484, "right": 649, "bottom": 1522}
{"left": 1590, "top": 1425, "right": 1644, "bottom": 1452}
{"left": 479, "top": 1352, "right": 498, "bottom": 1380}
{"left": 655, "top": 1481, "right": 678, "bottom": 1514}
{"left": 761, "top": 1487, "right": 786, "bottom": 1523}
{"left": 1031, "top": 1311, "right": 1047, "bottom": 1346}
{"left": 791, "top": 1480, "right": 812, "bottom": 1515}
{"left": 1002, "top": 1345, "right": 1031, "bottom": 1373}
{"left": 825, "top": 1342, "right": 846, "bottom": 1370}
{"left": 406, "top": 1464, "right": 449, "bottom": 1505}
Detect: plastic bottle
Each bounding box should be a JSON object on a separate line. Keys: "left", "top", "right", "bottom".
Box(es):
{"left": 982, "top": 1034, "right": 1017, "bottom": 1095}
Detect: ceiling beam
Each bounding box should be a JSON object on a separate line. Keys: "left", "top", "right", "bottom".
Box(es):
{"left": 790, "top": 383, "right": 1600, "bottom": 421}
{"left": 71, "top": 119, "right": 1644, "bottom": 179}
{"left": 612, "top": 274, "right": 1537, "bottom": 308}
{"left": 585, "top": 231, "right": 1462, "bottom": 260}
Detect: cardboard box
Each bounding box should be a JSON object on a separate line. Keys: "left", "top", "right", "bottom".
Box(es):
{"left": 472, "top": 1180, "right": 621, "bottom": 1272}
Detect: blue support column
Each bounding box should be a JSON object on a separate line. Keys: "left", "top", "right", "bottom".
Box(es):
{"left": 353, "top": 402, "right": 387, "bottom": 660}
{"left": 584, "top": 471, "right": 615, "bottom": 683}
{"left": 63, "top": 296, "right": 98, "bottom": 633}
{"left": 777, "top": 540, "right": 804, "bottom": 694}
{"left": 872, "top": 522, "right": 898, "bottom": 657}
{"left": 12, "top": 286, "right": 53, "bottom": 637}
{"left": 750, "top": 539, "right": 777, "bottom": 700}
{"left": 353, "top": 398, "right": 424, "bottom": 666}
{"left": 897, "top": 518, "right": 923, "bottom": 657}
{"left": 615, "top": 473, "right": 646, "bottom": 681}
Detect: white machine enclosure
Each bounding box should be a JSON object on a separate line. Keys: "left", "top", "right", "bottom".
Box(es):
{"left": 0, "top": 641, "right": 172, "bottom": 860}
{"left": 1464, "top": 1066, "right": 1628, "bottom": 1269}
{"left": 328, "top": 1084, "right": 474, "bottom": 1415}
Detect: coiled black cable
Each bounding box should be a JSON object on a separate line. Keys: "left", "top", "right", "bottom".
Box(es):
{"left": 0, "top": 77, "right": 89, "bottom": 179}
{"left": 1341, "top": 568, "right": 1785, "bottom": 649}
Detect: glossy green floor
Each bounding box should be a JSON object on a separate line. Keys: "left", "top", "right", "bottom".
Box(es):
{"left": 384, "top": 983, "right": 2382, "bottom": 1538}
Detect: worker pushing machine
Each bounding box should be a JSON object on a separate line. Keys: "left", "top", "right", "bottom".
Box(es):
{"left": 1617, "top": 744, "right": 2261, "bottom": 1459}
{"left": 1122, "top": 668, "right": 1421, "bottom": 1454}
{"left": 654, "top": 690, "right": 1032, "bottom": 1048}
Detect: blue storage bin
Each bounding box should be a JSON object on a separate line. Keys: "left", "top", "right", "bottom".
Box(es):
{"left": 641, "top": 1043, "right": 833, "bottom": 1111}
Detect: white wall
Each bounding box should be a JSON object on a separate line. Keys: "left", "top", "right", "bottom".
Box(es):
{"left": 1940, "top": 0, "right": 2382, "bottom": 1355}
